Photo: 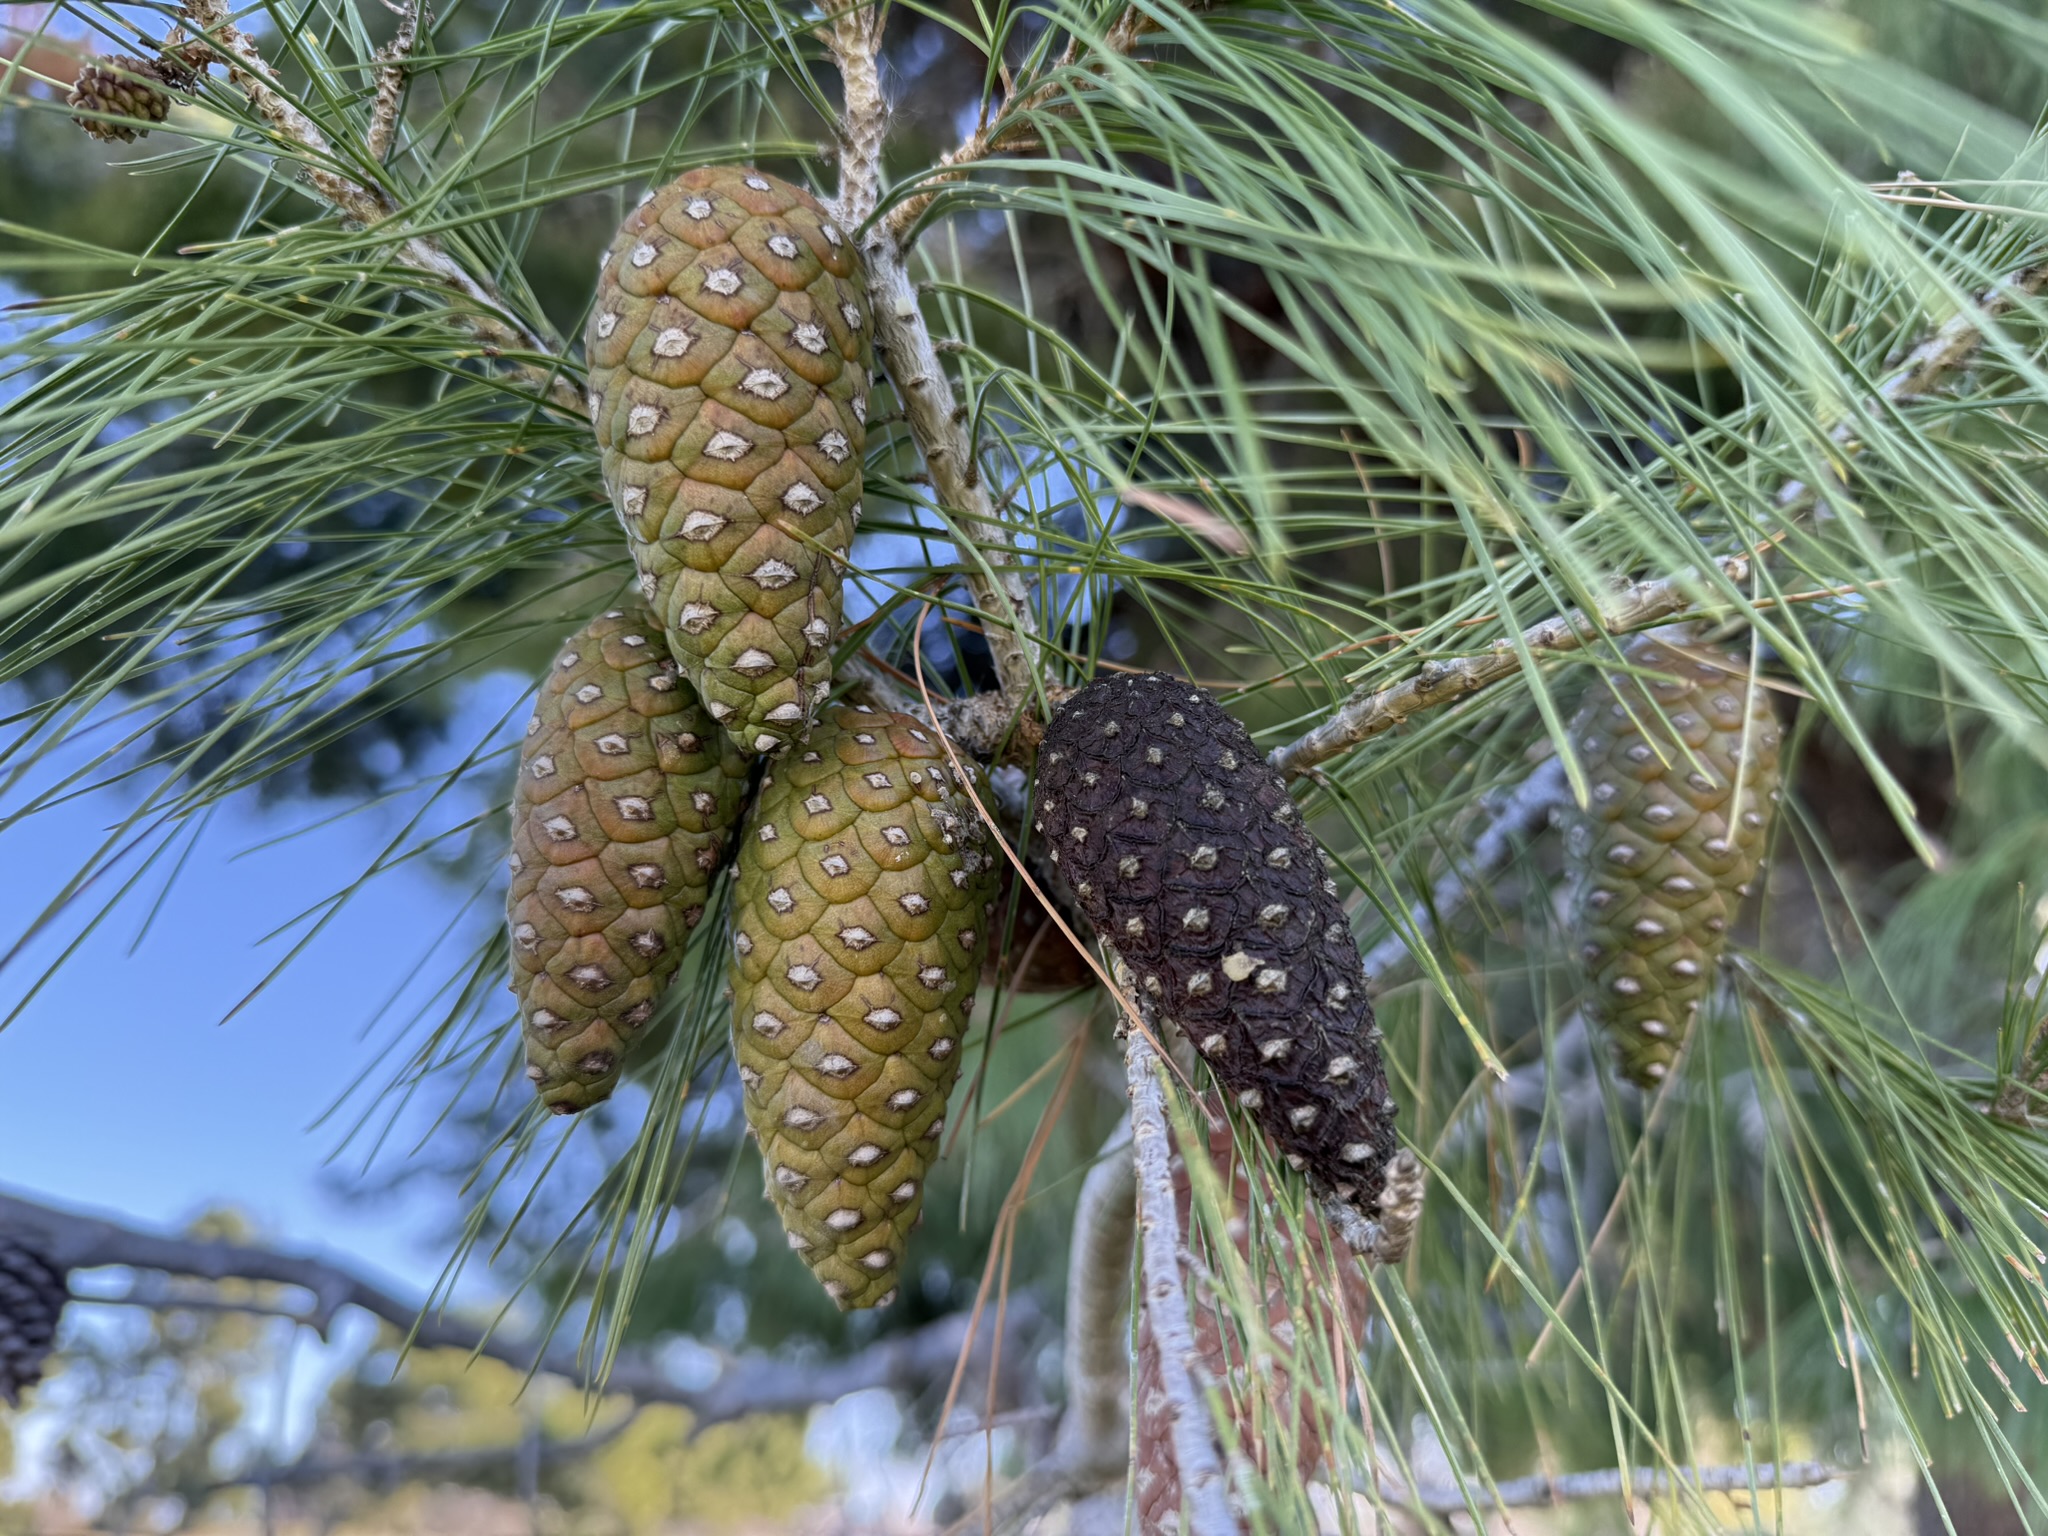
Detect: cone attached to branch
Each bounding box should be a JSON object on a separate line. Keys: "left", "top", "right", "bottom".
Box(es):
{"left": 68, "top": 55, "right": 178, "bottom": 141}
{"left": 508, "top": 608, "right": 750, "bottom": 1113}
{"left": 1565, "top": 631, "right": 1781, "bottom": 1086}
{"left": 0, "top": 1239, "right": 67, "bottom": 1405}
{"left": 586, "top": 166, "right": 872, "bottom": 757}
{"left": 1037, "top": 673, "right": 1402, "bottom": 1228}
{"left": 1133, "top": 1103, "right": 1371, "bottom": 1535}
{"left": 729, "top": 706, "right": 1000, "bottom": 1308}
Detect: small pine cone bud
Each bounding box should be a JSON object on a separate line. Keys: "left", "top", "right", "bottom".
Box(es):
{"left": 0, "top": 1239, "right": 69, "bottom": 1405}
{"left": 729, "top": 705, "right": 1000, "bottom": 1309}
{"left": 508, "top": 608, "right": 750, "bottom": 1114}
{"left": 1132, "top": 1103, "right": 1370, "bottom": 1535}
{"left": 68, "top": 56, "right": 174, "bottom": 142}
{"left": 1566, "top": 632, "right": 1781, "bottom": 1087}
{"left": 586, "top": 166, "right": 871, "bottom": 758}
{"left": 1037, "top": 673, "right": 1401, "bottom": 1221}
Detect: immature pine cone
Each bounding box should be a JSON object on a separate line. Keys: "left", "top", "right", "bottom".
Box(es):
{"left": 68, "top": 56, "right": 173, "bottom": 142}
{"left": 0, "top": 1239, "right": 68, "bottom": 1405}
{"left": 1566, "top": 632, "right": 1781, "bottom": 1086}
{"left": 586, "top": 166, "right": 871, "bottom": 757}
{"left": 729, "top": 706, "right": 999, "bottom": 1308}
{"left": 509, "top": 608, "right": 749, "bottom": 1113}
{"left": 1037, "top": 673, "right": 1400, "bottom": 1220}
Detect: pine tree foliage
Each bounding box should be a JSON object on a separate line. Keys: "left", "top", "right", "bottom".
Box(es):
{"left": 10, "top": 0, "right": 2048, "bottom": 1524}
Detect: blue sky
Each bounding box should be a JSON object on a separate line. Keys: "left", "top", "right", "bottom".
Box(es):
{"left": 0, "top": 676, "right": 531, "bottom": 1297}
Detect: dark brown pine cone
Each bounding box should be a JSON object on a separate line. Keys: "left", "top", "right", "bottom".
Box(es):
{"left": 1036, "top": 672, "right": 1400, "bottom": 1217}
{"left": 68, "top": 56, "right": 175, "bottom": 143}
{"left": 0, "top": 1238, "right": 68, "bottom": 1405}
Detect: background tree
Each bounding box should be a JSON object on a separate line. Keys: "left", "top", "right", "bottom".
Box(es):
{"left": 8, "top": 0, "right": 2048, "bottom": 1529}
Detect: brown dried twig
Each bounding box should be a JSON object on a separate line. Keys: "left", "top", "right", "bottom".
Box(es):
{"left": 366, "top": 0, "right": 424, "bottom": 164}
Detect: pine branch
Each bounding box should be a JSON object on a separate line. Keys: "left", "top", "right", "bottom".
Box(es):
{"left": 948, "top": 1127, "right": 1138, "bottom": 1535}
{"left": 178, "top": 0, "right": 579, "bottom": 415}
{"left": 823, "top": 0, "right": 887, "bottom": 230}
{"left": 1125, "top": 1027, "right": 1245, "bottom": 1536}
{"left": 824, "top": 18, "right": 1049, "bottom": 713}
{"left": 1776, "top": 260, "right": 2048, "bottom": 513}
{"left": 1273, "top": 254, "right": 2048, "bottom": 782}
{"left": 1269, "top": 558, "right": 1753, "bottom": 779}
{"left": 0, "top": 1189, "right": 1035, "bottom": 1431}
{"left": 880, "top": 3, "right": 1200, "bottom": 245}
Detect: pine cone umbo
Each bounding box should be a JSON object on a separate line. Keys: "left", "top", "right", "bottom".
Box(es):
{"left": 1037, "top": 673, "right": 1400, "bottom": 1218}
{"left": 1132, "top": 1103, "right": 1371, "bottom": 1535}
{"left": 1566, "top": 632, "right": 1781, "bottom": 1086}
{"left": 68, "top": 55, "right": 174, "bottom": 141}
{"left": 0, "top": 1239, "right": 68, "bottom": 1406}
{"left": 586, "top": 167, "right": 871, "bottom": 758}
{"left": 729, "top": 705, "right": 1000, "bottom": 1309}
{"left": 509, "top": 608, "right": 750, "bottom": 1114}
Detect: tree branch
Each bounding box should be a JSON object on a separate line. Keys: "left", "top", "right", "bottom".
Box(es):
{"left": 823, "top": 24, "right": 1046, "bottom": 713}
{"left": 823, "top": 0, "right": 887, "bottom": 230}
{"left": 879, "top": 5, "right": 1189, "bottom": 246}
{"left": 1268, "top": 558, "right": 1752, "bottom": 779}
{"left": 1776, "top": 261, "right": 2048, "bottom": 513}
{"left": 0, "top": 1188, "right": 1036, "bottom": 1433}
{"left": 178, "top": 0, "right": 579, "bottom": 415}
{"left": 1125, "top": 1029, "right": 1245, "bottom": 1536}
{"left": 1274, "top": 256, "right": 2048, "bottom": 782}
{"left": 204, "top": 1410, "right": 641, "bottom": 1496}
{"left": 1054, "top": 1124, "right": 1136, "bottom": 1473}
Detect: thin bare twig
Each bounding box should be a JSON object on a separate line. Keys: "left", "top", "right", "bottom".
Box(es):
{"left": 880, "top": 4, "right": 1192, "bottom": 246}
{"left": 2, "top": 1188, "right": 1035, "bottom": 1431}
{"left": 1125, "top": 1028, "right": 1245, "bottom": 1536}
{"left": 1269, "top": 559, "right": 1752, "bottom": 779}
{"left": 178, "top": 0, "right": 578, "bottom": 414}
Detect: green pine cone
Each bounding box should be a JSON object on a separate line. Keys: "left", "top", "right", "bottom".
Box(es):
{"left": 586, "top": 166, "right": 872, "bottom": 758}
{"left": 728, "top": 705, "right": 1000, "bottom": 1309}
{"left": 1567, "top": 632, "right": 1782, "bottom": 1086}
{"left": 509, "top": 608, "right": 750, "bottom": 1114}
